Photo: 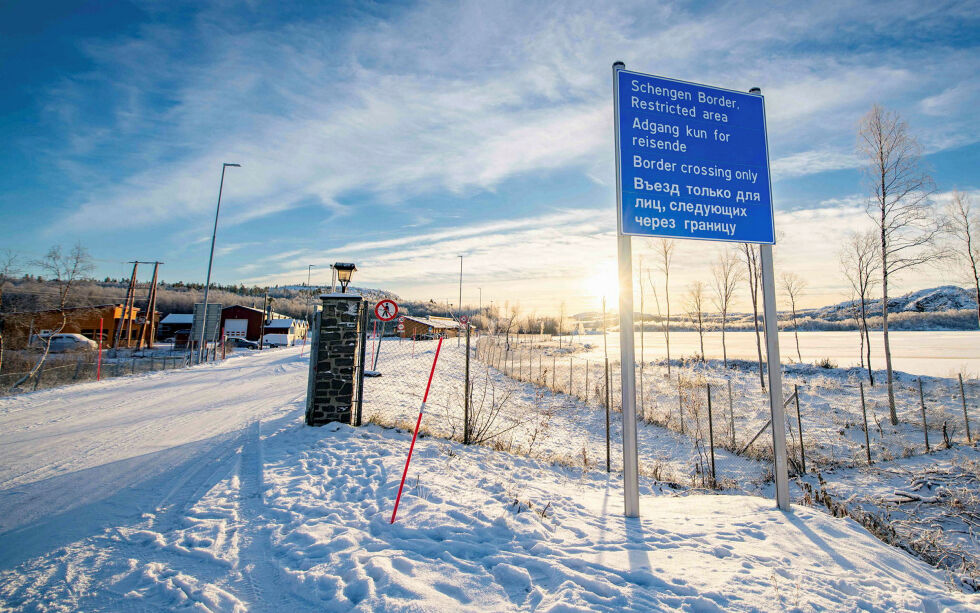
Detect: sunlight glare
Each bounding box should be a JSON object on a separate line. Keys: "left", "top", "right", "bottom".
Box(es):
{"left": 583, "top": 262, "right": 619, "bottom": 303}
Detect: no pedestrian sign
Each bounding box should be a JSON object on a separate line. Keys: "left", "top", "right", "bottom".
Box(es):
{"left": 615, "top": 68, "right": 774, "bottom": 244}
{"left": 375, "top": 299, "right": 398, "bottom": 321}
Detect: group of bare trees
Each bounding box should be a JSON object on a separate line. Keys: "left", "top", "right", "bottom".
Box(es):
{"left": 647, "top": 103, "right": 973, "bottom": 416}
{"left": 836, "top": 105, "right": 980, "bottom": 425}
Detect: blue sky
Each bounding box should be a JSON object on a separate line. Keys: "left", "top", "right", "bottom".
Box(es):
{"left": 2, "top": 0, "right": 979, "bottom": 313}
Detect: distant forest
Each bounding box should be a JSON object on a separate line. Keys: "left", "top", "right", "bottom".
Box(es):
{"left": 1, "top": 275, "right": 977, "bottom": 333}
{"left": 0, "top": 276, "right": 468, "bottom": 324}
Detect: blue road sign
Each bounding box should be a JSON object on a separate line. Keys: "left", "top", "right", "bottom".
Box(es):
{"left": 615, "top": 69, "right": 775, "bottom": 244}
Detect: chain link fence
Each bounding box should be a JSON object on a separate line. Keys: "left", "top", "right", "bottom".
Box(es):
{"left": 0, "top": 342, "right": 255, "bottom": 396}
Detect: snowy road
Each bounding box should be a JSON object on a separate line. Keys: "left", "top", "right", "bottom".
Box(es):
{"left": 1, "top": 345, "right": 977, "bottom": 611}
{"left": 0, "top": 348, "right": 305, "bottom": 555}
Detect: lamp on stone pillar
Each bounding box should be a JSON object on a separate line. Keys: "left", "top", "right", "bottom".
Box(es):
{"left": 334, "top": 262, "right": 357, "bottom": 293}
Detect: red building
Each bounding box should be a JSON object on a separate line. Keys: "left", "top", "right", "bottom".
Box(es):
{"left": 220, "top": 305, "right": 291, "bottom": 340}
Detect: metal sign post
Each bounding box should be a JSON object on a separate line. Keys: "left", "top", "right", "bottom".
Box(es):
{"left": 761, "top": 242, "right": 790, "bottom": 509}
{"left": 612, "top": 63, "right": 789, "bottom": 513}
{"left": 612, "top": 62, "right": 641, "bottom": 518}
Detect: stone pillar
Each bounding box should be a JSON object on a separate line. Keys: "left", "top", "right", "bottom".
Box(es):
{"left": 305, "top": 294, "right": 364, "bottom": 426}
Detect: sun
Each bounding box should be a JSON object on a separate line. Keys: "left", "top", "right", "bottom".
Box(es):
{"left": 583, "top": 262, "right": 620, "bottom": 303}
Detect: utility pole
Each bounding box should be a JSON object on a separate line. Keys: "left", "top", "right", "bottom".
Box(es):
{"left": 113, "top": 262, "right": 139, "bottom": 350}
{"left": 138, "top": 262, "right": 162, "bottom": 348}
{"left": 259, "top": 291, "right": 270, "bottom": 349}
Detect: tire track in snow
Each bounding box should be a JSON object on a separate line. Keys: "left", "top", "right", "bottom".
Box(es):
{"left": 233, "top": 419, "right": 318, "bottom": 612}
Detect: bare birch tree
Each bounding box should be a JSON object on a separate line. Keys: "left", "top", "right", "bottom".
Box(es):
{"left": 0, "top": 250, "right": 21, "bottom": 374}
{"left": 686, "top": 281, "right": 707, "bottom": 361}
{"left": 638, "top": 256, "right": 645, "bottom": 407}
{"left": 656, "top": 239, "right": 675, "bottom": 375}
{"left": 840, "top": 230, "right": 880, "bottom": 385}
{"left": 740, "top": 243, "right": 766, "bottom": 389}
{"left": 502, "top": 301, "right": 521, "bottom": 350}
{"left": 14, "top": 244, "right": 94, "bottom": 388}
{"left": 557, "top": 301, "right": 566, "bottom": 349}
{"left": 779, "top": 272, "right": 806, "bottom": 363}
{"left": 711, "top": 251, "right": 741, "bottom": 369}
{"left": 944, "top": 190, "right": 980, "bottom": 329}
{"left": 858, "top": 104, "right": 939, "bottom": 424}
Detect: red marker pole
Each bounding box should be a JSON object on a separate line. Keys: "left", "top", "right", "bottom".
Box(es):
{"left": 96, "top": 318, "right": 104, "bottom": 381}
{"left": 391, "top": 337, "right": 443, "bottom": 524}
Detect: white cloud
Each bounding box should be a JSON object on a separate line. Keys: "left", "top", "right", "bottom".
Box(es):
{"left": 45, "top": 0, "right": 980, "bottom": 234}
{"left": 20, "top": 0, "right": 979, "bottom": 312}
{"left": 771, "top": 149, "right": 862, "bottom": 178}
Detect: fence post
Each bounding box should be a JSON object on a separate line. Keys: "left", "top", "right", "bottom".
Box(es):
{"left": 569, "top": 357, "right": 573, "bottom": 395}
{"left": 728, "top": 378, "right": 735, "bottom": 448}
{"left": 585, "top": 360, "right": 590, "bottom": 404}
{"left": 552, "top": 355, "right": 557, "bottom": 391}
{"left": 677, "top": 374, "right": 684, "bottom": 435}
{"left": 707, "top": 383, "right": 716, "bottom": 486}
{"left": 73, "top": 357, "right": 83, "bottom": 381}
{"left": 795, "top": 384, "right": 805, "bottom": 474}
{"left": 604, "top": 357, "right": 611, "bottom": 472}
{"left": 860, "top": 381, "right": 872, "bottom": 465}
{"left": 464, "top": 324, "right": 471, "bottom": 444}
{"left": 918, "top": 378, "right": 930, "bottom": 452}
{"left": 355, "top": 304, "right": 368, "bottom": 426}
{"left": 960, "top": 374, "right": 972, "bottom": 443}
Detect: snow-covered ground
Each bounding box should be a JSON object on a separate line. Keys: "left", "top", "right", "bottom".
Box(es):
{"left": 807, "top": 445, "right": 980, "bottom": 590}
{"left": 473, "top": 335, "right": 978, "bottom": 474}
{"left": 1, "top": 344, "right": 978, "bottom": 610}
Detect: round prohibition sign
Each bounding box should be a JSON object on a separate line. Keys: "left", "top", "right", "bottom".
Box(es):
{"left": 459, "top": 315, "right": 469, "bottom": 325}
{"left": 397, "top": 323, "right": 405, "bottom": 331}
{"left": 375, "top": 299, "right": 399, "bottom": 321}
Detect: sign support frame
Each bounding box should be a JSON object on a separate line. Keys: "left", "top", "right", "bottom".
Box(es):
{"left": 611, "top": 65, "right": 789, "bottom": 514}
{"left": 612, "top": 61, "right": 641, "bottom": 518}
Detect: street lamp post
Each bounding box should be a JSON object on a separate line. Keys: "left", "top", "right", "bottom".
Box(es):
{"left": 198, "top": 162, "right": 241, "bottom": 363}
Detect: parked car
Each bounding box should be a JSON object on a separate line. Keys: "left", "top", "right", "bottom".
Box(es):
{"left": 229, "top": 337, "right": 259, "bottom": 350}
{"left": 29, "top": 333, "right": 98, "bottom": 352}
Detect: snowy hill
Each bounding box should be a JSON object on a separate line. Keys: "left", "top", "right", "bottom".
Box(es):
{"left": 1, "top": 347, "right": 977, "bottom": 611}
{"left": 806, "top": 285, "right": 978, "bottom": 320}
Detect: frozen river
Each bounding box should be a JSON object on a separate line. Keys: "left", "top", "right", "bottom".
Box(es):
{"left": 557, "top": 330, "right": 980, "bottom": 378}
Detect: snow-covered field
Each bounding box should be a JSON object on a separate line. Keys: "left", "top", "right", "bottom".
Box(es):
{"left": 473, "top": 335, "right": 978, "bottom": 475}
{"left": 1, "top": 344, "right": 978, "bottom": 611}
{"left": 555, "top": 330, "right": 980, "bottom": 377}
